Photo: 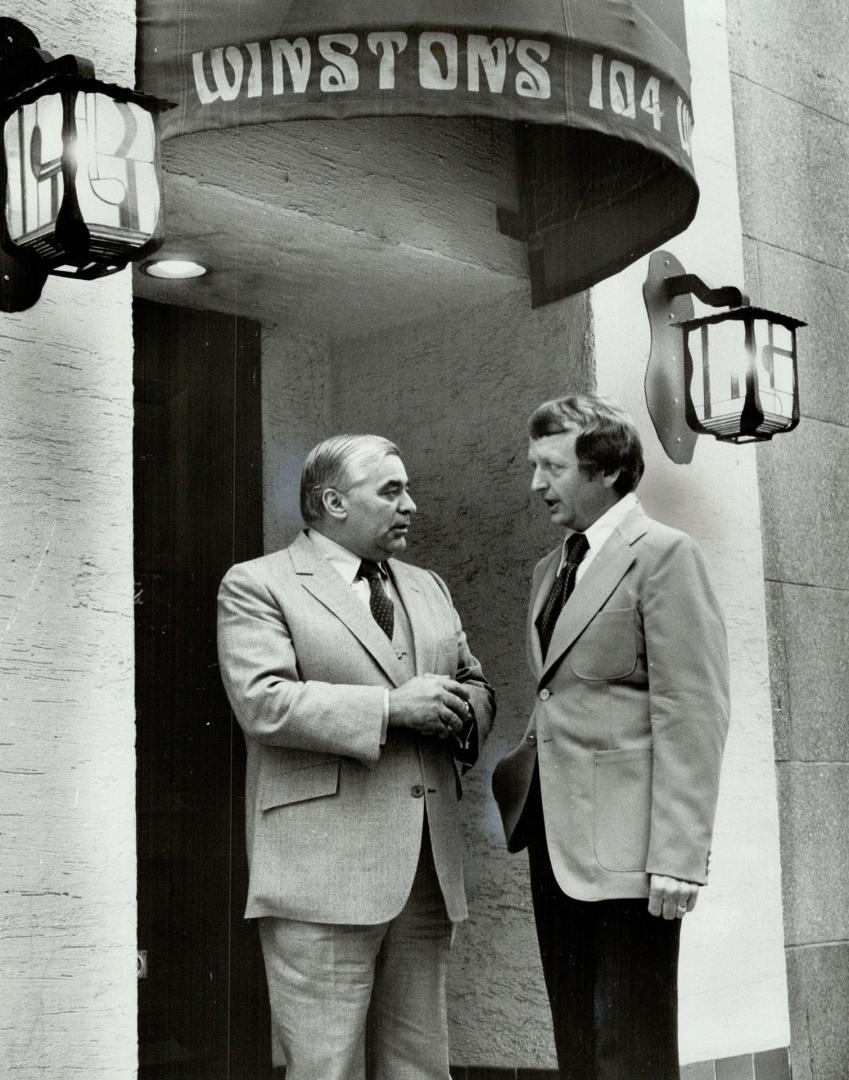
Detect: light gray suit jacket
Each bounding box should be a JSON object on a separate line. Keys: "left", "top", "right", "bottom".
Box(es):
{"left": 217, "top": 530, "right": 494, "bottom": 924}
{"left": 492, "top": 504, "right": 729, "bottom": 900}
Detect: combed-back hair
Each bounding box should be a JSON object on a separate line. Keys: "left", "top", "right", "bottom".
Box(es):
{"left": 299, "top": 434, "right": 400, "bottom": 525}
{"left": 528, "top": 393, "right": 644, "bottom": 495}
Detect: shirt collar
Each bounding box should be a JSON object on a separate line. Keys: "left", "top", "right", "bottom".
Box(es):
{"left": 558, "top": 491, "right": 639, "bottom": 570}
{"left": 306, "top": 528, "right": 387, "bottom": 585}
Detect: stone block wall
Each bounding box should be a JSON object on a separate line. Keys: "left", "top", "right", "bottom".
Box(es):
{"left": 727, "top": 3, "right": 849, "bottom": 1077}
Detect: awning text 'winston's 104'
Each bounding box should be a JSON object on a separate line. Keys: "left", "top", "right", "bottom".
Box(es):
{"left": 137, "top": 0, "right": 700, "bottom": 304}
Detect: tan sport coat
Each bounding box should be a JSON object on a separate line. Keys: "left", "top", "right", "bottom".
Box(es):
{"left": 217, "top": 531, "right": 494, "bottom": 924}
{"left": 492, "top": 504, "right": 729, "bottom": 900}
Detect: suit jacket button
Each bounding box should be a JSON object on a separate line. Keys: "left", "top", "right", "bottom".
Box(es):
{"left": 527, "top": 734, "right": 537, "bottom": 746}
{"left": 539, "top": 688, "right": 551, "bottom": 701}
{"left": 411, "top": 784, "right": 425, "bottom": 798}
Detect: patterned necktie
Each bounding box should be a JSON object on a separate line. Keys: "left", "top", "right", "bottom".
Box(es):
{"left": 359, "top": 560, "right": 394, "bottom": 640}
{"left": 536, "top": 532, "right": 589, "bottom": 659}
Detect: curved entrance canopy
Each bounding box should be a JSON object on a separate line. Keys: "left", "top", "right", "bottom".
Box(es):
{"left": 137, "top": 0, "right": 699, "bottom": 304}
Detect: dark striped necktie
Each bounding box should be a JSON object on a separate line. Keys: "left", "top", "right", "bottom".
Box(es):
{"left": 536, "top": 532, "right": 589, "bottom": 658}
{"left": 358, "top": 560, "right": 394, "bottom": 640}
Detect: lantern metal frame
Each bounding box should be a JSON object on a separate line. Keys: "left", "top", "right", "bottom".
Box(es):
{"left": 0, "top": 17, "right": 172, "bottom": 311}
{"left": 678, "top": 304, "right": 803, "bottom": 443}
{"left": 643, "top": 249, "right": 806, "bottom": 464}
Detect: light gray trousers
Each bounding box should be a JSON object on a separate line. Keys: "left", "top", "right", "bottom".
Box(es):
{"left": 258, "top": 827, "right": 454, "bottom": 1080}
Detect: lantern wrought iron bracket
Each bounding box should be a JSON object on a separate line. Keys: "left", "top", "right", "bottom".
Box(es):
{"left": 663, "top": 272, "right": 748, "bottom": 312}
{"left": 0, "top": 17, "right": 172, "bottom": 312}
{"left": 643, "top": 250, "right": 711, "bottom": 464}
{"left": 643, "top": 249, "right": 805, "bottom": 462}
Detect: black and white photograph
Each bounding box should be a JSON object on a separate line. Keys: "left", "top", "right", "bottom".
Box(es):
{"left": 1, "top": 2, "right": 844, "bottom": 1079}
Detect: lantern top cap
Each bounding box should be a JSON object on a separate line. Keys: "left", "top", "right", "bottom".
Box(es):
{"left": 0, "top": 21, "right": 174, "bottom": 115}
{"left": 676, "top": 305, "right": 807, "bottom": 332}
{"left": 0, "top": 64, "right": 175, "bottom": 114}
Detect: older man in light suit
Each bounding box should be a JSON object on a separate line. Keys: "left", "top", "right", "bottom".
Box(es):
{"left": 493, "top": 394, "right": 729, "bottom": 1080}
{"left": 217, "top": 433, "right": 494, "bottom": 1080}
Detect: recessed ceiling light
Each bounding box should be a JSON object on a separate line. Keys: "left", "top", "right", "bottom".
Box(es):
{"left": 143, "top": 259, "right": 208, "bottom": 280}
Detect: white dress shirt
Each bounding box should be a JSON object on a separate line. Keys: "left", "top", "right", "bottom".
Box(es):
{"left": 558, "top": 491, "right": 639, "bottom": 582}
{"left": 307, "top": 528, "right": 392, "bottom": 605}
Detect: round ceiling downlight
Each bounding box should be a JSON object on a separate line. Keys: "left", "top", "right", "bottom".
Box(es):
{"left": 144, "top": 259, "right": 208, "bottom": 279}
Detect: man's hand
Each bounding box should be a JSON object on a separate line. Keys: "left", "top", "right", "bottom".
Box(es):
{"left": 648, "top": 874, "right": 700, "bottom": 920}
{"left": 388, "top": 674, "right": 470, "bottom": 738}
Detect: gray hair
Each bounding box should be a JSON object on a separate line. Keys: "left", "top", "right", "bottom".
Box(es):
{"left": 299, "top": 434, "right": 400, "bottom": 525}
{"left": 528, "top": 393, "right": 645, "bottom": 495}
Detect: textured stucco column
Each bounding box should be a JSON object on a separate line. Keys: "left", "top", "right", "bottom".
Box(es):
{"left": 0, "top": 4, "right": 138, "bottom": 1078}
{"left": 589, "top": 0, "right": 790, "bottom": 1063}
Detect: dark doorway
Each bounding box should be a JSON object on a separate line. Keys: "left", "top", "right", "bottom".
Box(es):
{"left": 134, "top": 299, "right": 270, "bottom": 1079}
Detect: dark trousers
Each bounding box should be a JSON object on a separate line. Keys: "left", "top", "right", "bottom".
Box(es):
{"left": 524, "top": 777, "right": 681, "bottom": 1080}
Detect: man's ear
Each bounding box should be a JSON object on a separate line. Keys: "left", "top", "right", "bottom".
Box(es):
{"left": 602, "top": 468, "right": 621, "bottom": 490}
{"left": 321, "top": 488, "right": 348, "bottom": 521}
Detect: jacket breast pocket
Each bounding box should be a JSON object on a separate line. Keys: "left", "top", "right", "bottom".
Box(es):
{"left": 259, "top": 758, "right": 340, "bottom": 811}
{"left": 570, "top": 608, "right": 638, "bottom": 681}
{"left": 593, "top": 748, "right": 651, "bottom": 872}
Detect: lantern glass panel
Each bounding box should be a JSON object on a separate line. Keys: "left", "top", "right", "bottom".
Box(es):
{"left": 753, "top": 317, "right": 796, "bottom": 424}
{"left": 4, "top": 94, "right": 65, "bottom": 245}
{"left": 74, "top": 92, "right": 160, "bottom": 246}
{"left": 686, "top": 316, "right": 749, "bottom": 429}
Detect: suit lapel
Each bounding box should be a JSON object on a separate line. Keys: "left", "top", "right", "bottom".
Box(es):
{"left": 528, "top": 547, "right": 561, "bottom": 677}
{"left": 537, "top": 506, "right": 650, "bottom": 685}
{"left": 289, "top": 532, "right": 407, "bottom": 687}
{"left": 389, "top": 561, "right": 430, "bottom": 672}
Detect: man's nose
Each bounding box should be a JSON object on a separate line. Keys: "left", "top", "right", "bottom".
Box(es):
{"left": 530, "top": 467, "right": 546, "bottom": 492}
{"left": 399, "top": 490, "right": 416, "bottom": 514}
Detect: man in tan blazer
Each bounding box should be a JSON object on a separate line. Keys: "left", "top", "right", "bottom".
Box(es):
{"left": 217, "top": 433, "right": 494, "bottom": 1080}
{"left": 492, "top": 394, "right": 729, "bottom": 1079}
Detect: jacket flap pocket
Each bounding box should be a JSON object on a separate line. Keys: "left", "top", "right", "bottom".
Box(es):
{"left": 571, "top": 609, "right": 637, "bottom": 681}
{"left": 593, "top": 748, "right": 651, "bottom": 872}
{"left": 260, "top": 760, "right": 340, "bottom": 811}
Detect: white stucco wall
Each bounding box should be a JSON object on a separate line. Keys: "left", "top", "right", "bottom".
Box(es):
{"left": 590, "top": 0, "right": 790, "bottom": 1062}
{"left": 0, "top": 5, "right": 138, "bottom": 1079}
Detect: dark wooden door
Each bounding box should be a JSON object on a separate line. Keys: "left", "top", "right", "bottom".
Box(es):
{"left": 134, "top": 299, "right": 270, "bottom": 1079}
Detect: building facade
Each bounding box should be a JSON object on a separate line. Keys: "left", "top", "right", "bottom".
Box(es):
{"left": 0, "top": 2, "right": 846, "bottom": 1079}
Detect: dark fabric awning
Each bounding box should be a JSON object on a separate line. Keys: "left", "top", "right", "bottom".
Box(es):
{"left": 137, "top": 0, "right": 699, "bottom": 304}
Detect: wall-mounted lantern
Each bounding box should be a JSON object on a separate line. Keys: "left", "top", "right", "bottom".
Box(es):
{"left": 643, "top": 250, "right": 806, "bottom": 464}
{"left": 0, "top": 18, "right": 172, "bottom": 312}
